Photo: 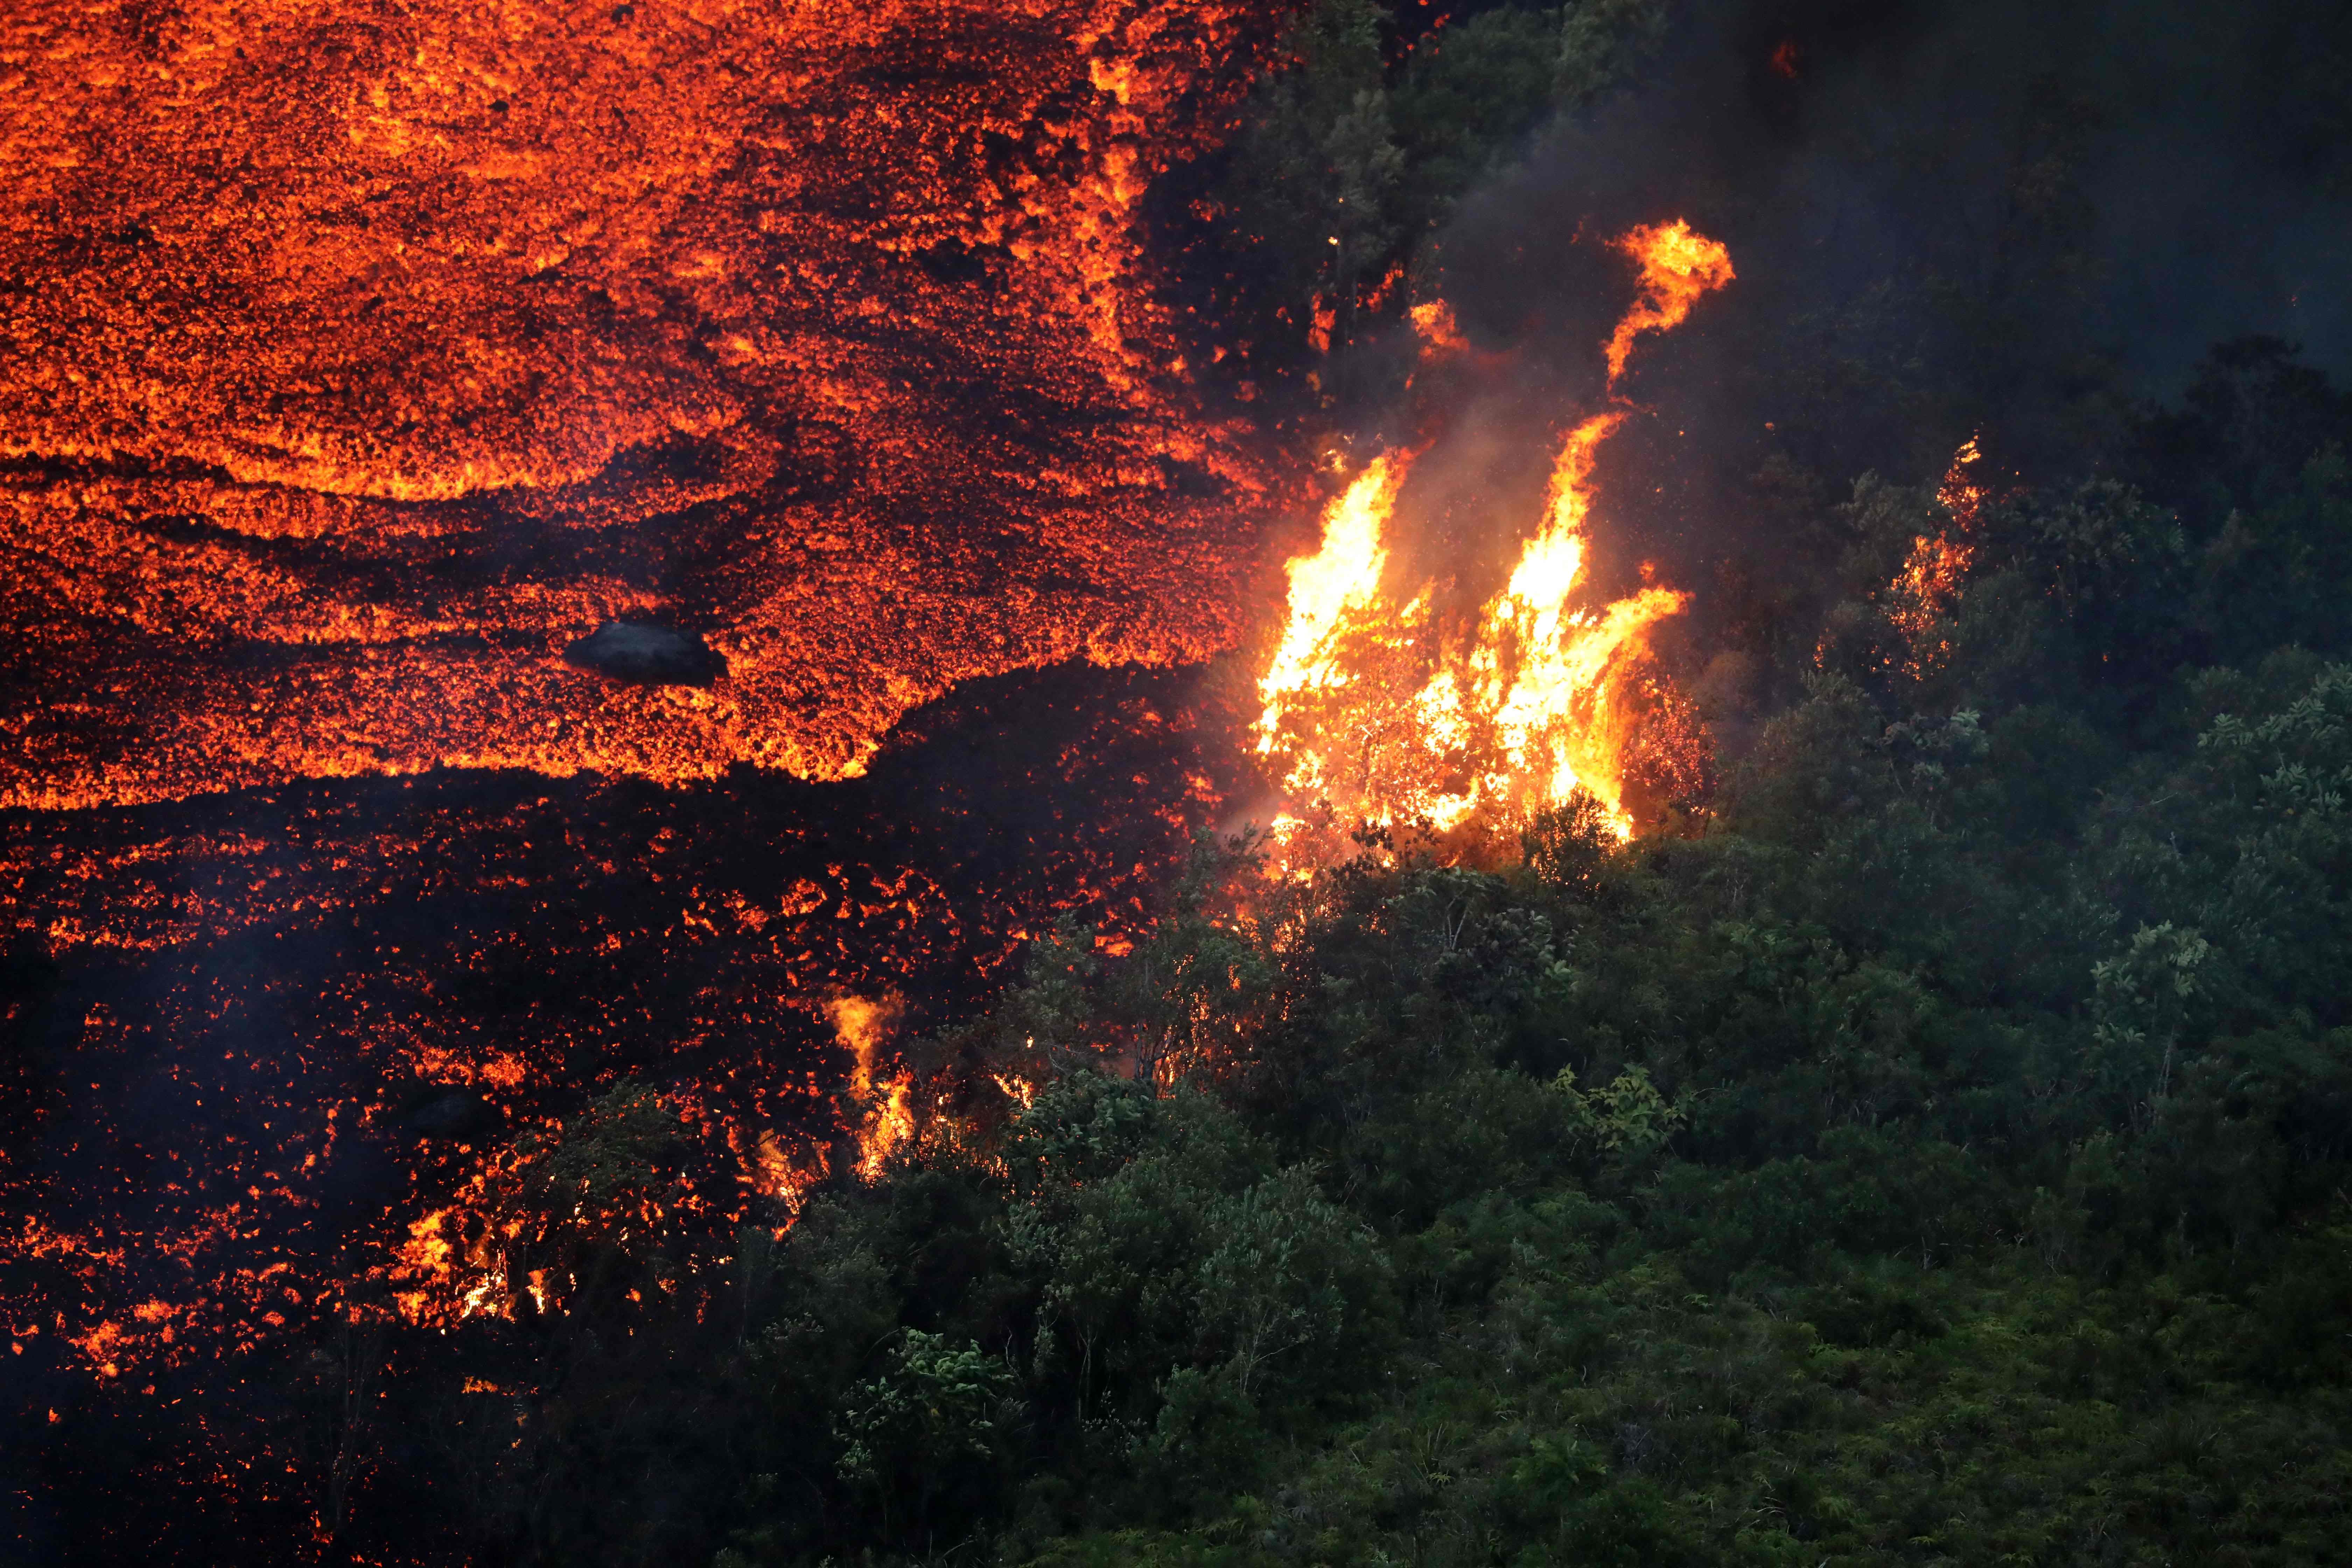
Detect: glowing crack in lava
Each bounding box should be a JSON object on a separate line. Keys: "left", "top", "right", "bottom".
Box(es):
{"left": 0, "top": 0, "right": 1274, "bottom": 810}
{"left": 1255, "top": 221, "right": 1734, "bottom": 861}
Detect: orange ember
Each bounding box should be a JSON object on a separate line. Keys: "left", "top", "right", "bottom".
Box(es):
{"left": 1410, "top": 299, "right": 1472, "bottom": 357}
{"left": 1885, "top": 436, "right": 1987, "bottom": 677}
{"left": 1254, "top": 224, "right": 1734, "bottom": 863}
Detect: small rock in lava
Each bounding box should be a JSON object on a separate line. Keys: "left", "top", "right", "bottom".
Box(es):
{"left": 564, "top": 621, "right": 727, "bottom": 685}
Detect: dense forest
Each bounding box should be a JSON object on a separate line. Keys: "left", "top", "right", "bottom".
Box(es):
{"left": 97, "top": 2, "right": 2352, "bottom": 1562}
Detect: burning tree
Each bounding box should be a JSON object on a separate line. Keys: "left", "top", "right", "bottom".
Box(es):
{"left": 393, "top": 1080, "right": 710, "bottom": 1326}
{"left": 1253, "top": 221, "right": 1734, "bottom": 866}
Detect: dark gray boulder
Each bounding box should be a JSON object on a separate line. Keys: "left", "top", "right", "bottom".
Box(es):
{"left": 562, "top": 620, "right": 727, "bottom": 685}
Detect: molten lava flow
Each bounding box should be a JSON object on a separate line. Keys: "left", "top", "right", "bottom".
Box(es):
{"left": 0, "top": 656, "right": 1233, "bottom": 1537}
{"left": 0, "top": 1, "right": 1285, "bottom": 1542}
{"left": 0, "top": 0, "right": 1278, "bottom": 812}
{"left": 1254, "top": 224, "right": 1734, "bottom": 861}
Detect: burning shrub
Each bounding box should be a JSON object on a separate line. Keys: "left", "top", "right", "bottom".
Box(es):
{"left": 482, "top": 1079, "right": 696, "bottom": 1320}
{"left": 1521, "top": 786, "right": 1623, "bottom": 898}
{"left": 1250, "top": 222, "right": 1732, "bottom": 868}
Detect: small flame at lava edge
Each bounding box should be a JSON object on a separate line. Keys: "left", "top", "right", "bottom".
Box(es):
{"left": 829, "top": 995, "right": 912, "bottom": 1179}
{"left": 1255, "top": 222, "right": 1734, "bottom": 862}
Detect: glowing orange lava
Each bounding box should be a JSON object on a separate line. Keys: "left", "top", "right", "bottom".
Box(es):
{"left": 0, "top": 2, "right": 1288, "bottom": 1542}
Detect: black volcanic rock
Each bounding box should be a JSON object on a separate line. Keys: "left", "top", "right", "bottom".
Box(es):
{"left": 563, "top": 621, "right": 727, "bottom": 685}
{"left": 403, "top": 1090, "right": 496, "bottom": 1139}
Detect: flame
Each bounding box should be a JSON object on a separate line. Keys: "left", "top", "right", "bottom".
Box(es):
{"left": 1884, "top": 435, "right": 1987, "bottom": 677}
{"left": 1255, "top": 456, "right": 1410, "bottom": 783}
{"left": 1308, "top": 295, "right": 1337, "bottom": 355}
{"left": 829, "top": 995, "right": 911, "bottom": 1180}
{"left": 1255, "top": 224, "right": 1733, "bottom": 862}
{"left": 746, "top": 1127, "right": 825, "bottom": 1216}
{"left": 1410, "top": 299, "right": 1470, "bottom": 356}
{"left": 1602, "top": 221, "right": 1737, "bottom": 388}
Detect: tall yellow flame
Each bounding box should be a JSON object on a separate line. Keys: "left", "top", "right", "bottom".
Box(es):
{"left": 828, "top": 994, "right": 911, "bottom": 1180}
{"left": 1253, "top": 222, "right": 1734, "bottom": 864}
{"left": 1254, "top": 455, "right": 1408, "bottom": 789}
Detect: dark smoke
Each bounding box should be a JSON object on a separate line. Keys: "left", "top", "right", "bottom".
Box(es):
{"left": 1405, "top": 0, "right": 2352, "bottom": 592}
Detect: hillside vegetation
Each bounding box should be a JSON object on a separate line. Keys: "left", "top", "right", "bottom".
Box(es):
{"left": 434, "top": 4, "right": 2352, "bottom": 1562}
{"left": 828, "top": 391, "right": 2346, "bottom": 1568}
{"left": 435, "top": 337, "right": 2352, "bottom": 1568}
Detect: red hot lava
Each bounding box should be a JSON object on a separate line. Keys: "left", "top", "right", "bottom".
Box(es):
{"left": 0, "top": 0, "right": 1278, "bottom": 810}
